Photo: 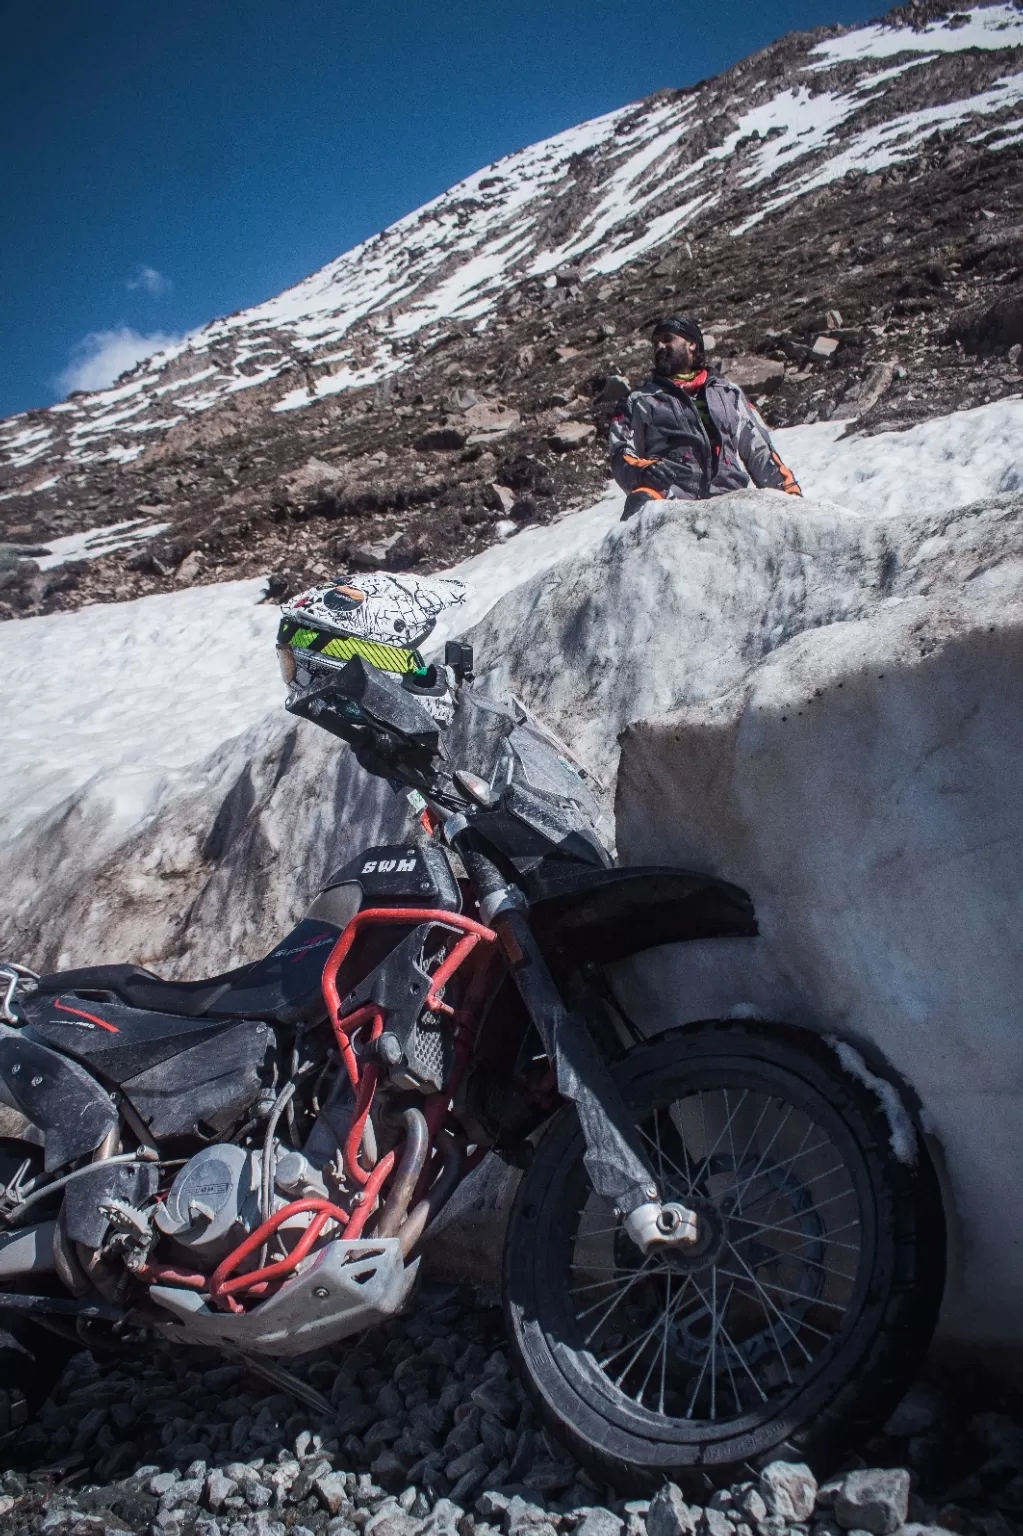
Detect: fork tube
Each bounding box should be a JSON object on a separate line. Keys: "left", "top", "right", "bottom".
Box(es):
{"left": 452, "top": 836, "right": 659, "bottom": 1216}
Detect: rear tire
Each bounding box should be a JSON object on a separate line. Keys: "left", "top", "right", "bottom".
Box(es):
{"left": 505, "top": 1022, "right": 945, "bottom": 1492}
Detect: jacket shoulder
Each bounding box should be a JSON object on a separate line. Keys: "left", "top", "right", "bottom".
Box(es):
{"left": 612, "top": 377, "right": 660, "bottom": 418}
{"left": 706, "top": 372, "right": 745, "bottom": 398}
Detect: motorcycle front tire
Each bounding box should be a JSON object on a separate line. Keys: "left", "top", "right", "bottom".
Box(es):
{"left": 504, "top": 1021, "right": 945, "bottom": 1494}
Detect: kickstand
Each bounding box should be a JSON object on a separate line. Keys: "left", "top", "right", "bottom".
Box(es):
{"left": 218, "top": 1344, "right": 333, "bottom": 1419}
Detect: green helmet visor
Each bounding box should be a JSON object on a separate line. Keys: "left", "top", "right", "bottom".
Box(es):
{"left": 277, "top": 618, "right": 427, "bottom": 682}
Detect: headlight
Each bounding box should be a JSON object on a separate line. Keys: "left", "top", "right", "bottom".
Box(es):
{"left": 277, "top": 646, "right": 297, "bottom": 684}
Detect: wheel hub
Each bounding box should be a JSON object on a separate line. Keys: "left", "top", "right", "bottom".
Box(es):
{"left": 660, "top": 1197, "right": 729, "bottom": 1274}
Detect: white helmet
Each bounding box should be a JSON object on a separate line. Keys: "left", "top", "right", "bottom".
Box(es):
{"left": 277, "top": 571, "right": 469, "bottom": 727}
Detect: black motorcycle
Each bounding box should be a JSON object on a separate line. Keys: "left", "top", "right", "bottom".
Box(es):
{"left": 0, "top": 636, "right": 944, "bottom": 1489}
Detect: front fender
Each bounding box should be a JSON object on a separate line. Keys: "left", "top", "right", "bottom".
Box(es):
{"left": 525, "top": 862, "right": 757, "bottom": 967}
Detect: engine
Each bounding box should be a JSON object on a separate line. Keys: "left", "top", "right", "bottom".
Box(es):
{"left": 153, "top": 1143, "right": 336, "bottom": 1263}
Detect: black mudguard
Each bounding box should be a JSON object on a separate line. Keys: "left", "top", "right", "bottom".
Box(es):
{"left": 524, "top": 862, "right": 757, "bottom": 968}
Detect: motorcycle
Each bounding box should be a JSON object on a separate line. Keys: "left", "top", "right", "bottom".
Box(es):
{"left": 0, "top": 576, "right": 944, "bottom": 1489}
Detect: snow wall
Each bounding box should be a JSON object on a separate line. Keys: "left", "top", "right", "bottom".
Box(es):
{"left": 2, "top": 404, "right": 1023, "bottom": 1349}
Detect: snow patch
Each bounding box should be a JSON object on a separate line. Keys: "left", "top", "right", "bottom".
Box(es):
{"left": 0, "top": 579, "right": 281, "bottom": 845}
{"left": 33, "top": 518, "right": 171, "bottom": 572}
{"left": 828, "top": 1038, "right": 918, "bottom": 1165}
{"left": 809, "top": 4, "right": 1023, "bottom": 67}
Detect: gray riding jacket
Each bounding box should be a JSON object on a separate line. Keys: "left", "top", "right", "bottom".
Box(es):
{"left": 609, "top": 371, "right": 801, "bottom": 500}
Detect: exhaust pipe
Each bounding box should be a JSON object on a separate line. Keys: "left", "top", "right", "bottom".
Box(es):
{"left": 373, "top": 1109, "right": 429, "bottom": 1238}
{"left": 399, "top": 1130, "right": 464, "bottom": 1258}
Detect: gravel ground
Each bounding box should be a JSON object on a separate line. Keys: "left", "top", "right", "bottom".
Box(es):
{"left": 1, "top": 1285, "right": 1022, "bottom": 1536}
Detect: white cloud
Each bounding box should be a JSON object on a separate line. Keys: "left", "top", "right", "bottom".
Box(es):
{"left": 127, "top": 264, "right": 171, "bottom": 297}
{"left": 56, "top": 327, "right": 181, "bottom": 395}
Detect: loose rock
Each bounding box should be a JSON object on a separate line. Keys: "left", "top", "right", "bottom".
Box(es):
{"left": 647, "top": 1485, "right": 699, "bottom": 1536}
{"left": 760, "top": 1462, "right": 818, "bottom": 1523}
{"left": 833, "top": 1470, "right": 910, "bottom": 1535}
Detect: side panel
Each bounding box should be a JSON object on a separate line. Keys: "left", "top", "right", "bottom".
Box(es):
{"left": 122, "top": 1023, "right": 272, "bottom": 1139}
{"left": 28, "top": 999, "right": 262, "bottom": 1080}
{"left": 0, "top": 1036, "right": 117, "bottom": 1172}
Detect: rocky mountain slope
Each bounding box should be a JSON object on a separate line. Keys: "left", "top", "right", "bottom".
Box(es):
{"left": 2, "top": 0, "right": 1022, "bottom": 619}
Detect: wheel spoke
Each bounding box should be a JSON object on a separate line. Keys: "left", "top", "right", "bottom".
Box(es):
{"left": 637, "top": 1122, "right": 690, "bottom": 1192}
{"left": 633, "top": 1269, "right": 671, "bottom": 1404}
{"left": 575, "top": 1272, "right": 643, "bottom": 1317}
{"left": 687, "top": 1272, "right": 770, "bottom": 1403}
{"left": 729, "top": 1231, "right": 858, "bottom": 1280}
{"left": 717, "top": 1266, "right": 849, "bottom": 1313}
{"left": 731, "top": 1122, "right": 828, "bottom": 1206}
{"left": 580, "top": 1257, "right": 656, "bottom": 1342}
{"left": 611, "top": 1283, "right": 688, "bottom": 1386}
{"left": 749, "top": 1187, "right": 858, "bottom": 1231}
{"left": 731, "top": 1091, "right": 778, "bottom": 1178}
{"left": 570, "top": 1263, "right": 634, "bottom": 1273}
{"left": 730, "top": 1212, "right": 862, "bottom": 1251}
{"left": 598, "top": 1285, "right": 704, "bottom": 1372}
{"left": 686, "top": 1088, "right": 751, "bottom": 1198}
{"left": 570, "top": 1275, "right": 634, "bottom": 1297}
{"left": 731, "top": 1102, "right": 796, "bottom": 1203}
{"left": 724, "top": 1245, "right": 829, "bottom": 1351}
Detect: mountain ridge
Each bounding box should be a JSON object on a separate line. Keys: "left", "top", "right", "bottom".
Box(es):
{"left": 1, "top": 0, "right": 1021, "bottom": 618}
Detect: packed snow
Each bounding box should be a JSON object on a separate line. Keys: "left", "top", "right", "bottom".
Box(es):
{"left": 2, "top": 397, "right": 1019, "bottom": 854}
{"left": 0, "top": 579, "right": 281, "bottom": 845}
{"left": 774, "top": 396, "right": 1023, "bottom": 513}
{"left": 3, "top": 3, "right": 1018, "bottom": 469}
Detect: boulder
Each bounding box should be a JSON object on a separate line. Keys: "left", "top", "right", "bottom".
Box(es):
{"left": 546, "top": 422, "right": 597, "bottom": 451}
{"left": 462, "top": 401, "right": 521, "bottom": 440}
{"left": 831, "top": 362, "right": 894, "bottom": 422}
{"left": 719, "top": 355, "right": 785, "bottom": 391}
{"left": 487, "top": 482, "right": 517, "bottom": 513}
{"left": 279, "top": 456, "right": 346, "bottom": 497}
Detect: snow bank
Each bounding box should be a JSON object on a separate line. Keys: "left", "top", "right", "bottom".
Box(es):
{"left": 0, "top": 579, "right": 281, "bottom": 844}
{"left": 1, "top": 398, "right": 1017, "bottom": 854}
{"left": 775, "top": 396, "right": 1023, "bottom": 514}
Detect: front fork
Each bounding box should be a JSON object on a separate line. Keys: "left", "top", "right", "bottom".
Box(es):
{"left": 452, "top": 834, "right": 698, "bottom": 1257}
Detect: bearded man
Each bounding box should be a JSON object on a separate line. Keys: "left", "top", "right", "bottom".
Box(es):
{"left": 609, "top": 316, "right": 801, "bottom": 518}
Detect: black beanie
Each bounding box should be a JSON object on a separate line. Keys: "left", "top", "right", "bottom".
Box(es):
{"left": 652, "top": 315, "right": 705, "bottom": 352}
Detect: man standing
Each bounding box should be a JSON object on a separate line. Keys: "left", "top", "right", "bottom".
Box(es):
{"left": 609, "top": 316, "right": 801, "bottom": 519}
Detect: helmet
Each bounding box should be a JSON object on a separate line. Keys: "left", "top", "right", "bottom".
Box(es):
{"left": 277, "top": 571, "right": 468, "bottom": 727}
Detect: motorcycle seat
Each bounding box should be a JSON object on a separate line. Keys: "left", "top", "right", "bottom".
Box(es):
{"left": 32, "top": 917, "right": 347, "bottom": 1027}
{"left": 34, "top": 963, "right": 235, "bottom": 1019}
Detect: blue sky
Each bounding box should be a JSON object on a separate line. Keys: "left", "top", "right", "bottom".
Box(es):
{"left": 1, "top": 0, "right": 883, "bottom": 420}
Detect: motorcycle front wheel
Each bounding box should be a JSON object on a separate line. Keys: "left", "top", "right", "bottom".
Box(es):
{"left": 504, "top": 1021, "right": 945, "bottom": 1492}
